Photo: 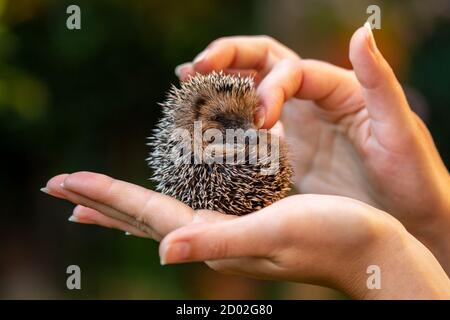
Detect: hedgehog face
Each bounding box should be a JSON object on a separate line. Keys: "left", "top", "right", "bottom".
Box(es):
{"left": 190, "top": 92, "right": 258, "bottom": 153}
{"left": 148, "top": 72, "right": 292, "bottom": 216}
{"left": 192, "top": 92, "right": 256, "bottom": 133}
{"left": 167, "top": 72, "right": 259, "bottom": 153}
{"left": 172, "top": 73, "right": 258, "bottom": 134}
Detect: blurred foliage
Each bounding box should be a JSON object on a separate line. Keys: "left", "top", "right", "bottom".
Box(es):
{"left": 410, "top": 21, "right": 450, "bottom": 163}
{"left": 0, "top": 0, "right": 448, "bottom": 299}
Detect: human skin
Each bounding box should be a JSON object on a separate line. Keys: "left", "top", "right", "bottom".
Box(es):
{"left": 42, "top": 172, "right": 450, "bottom": 299}
{"left": 41, "top": 25, "right": 450, "bottom": 298}
{"left": 175, "top": 24, "right": 450, "bottom": 273}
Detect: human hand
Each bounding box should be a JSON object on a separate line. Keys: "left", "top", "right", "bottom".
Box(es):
{"left": 42, "top": 172, "right": 450, "bottom": 299}
{"left": 175, "top": 26, "right": 450, "bottom": 271}
{"left": 42, "top": 171, "right": 232, "bottom": 240}
{"left": 160, "top": 194, "right": 450, "bottom": 300}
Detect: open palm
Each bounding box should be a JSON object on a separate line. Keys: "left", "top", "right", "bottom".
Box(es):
{"left": 281, "top": 97, "right": 378, "bottom": 206}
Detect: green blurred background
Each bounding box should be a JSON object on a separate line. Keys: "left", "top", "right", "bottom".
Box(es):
{"left": 0, "top": 0, "right": 449, "bottom": 299}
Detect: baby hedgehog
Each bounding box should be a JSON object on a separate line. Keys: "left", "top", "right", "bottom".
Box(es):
{"left": 147, "top": 71, "right": 292, "bottom": 215}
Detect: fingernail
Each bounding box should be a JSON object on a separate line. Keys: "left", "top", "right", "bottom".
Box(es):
{"left": 73, "top": 205, "right": 82, "bottom": 215}
{"left": 40, "top": 187, "right": 49, "bottom": 194}
{"left": 193, "top": 49, "right": 209, "bottom": 64}
{"left": 68, "top": 215, "right": 78, "bottom": 222}
{"left": 254, "top": 107, "right": 266, "bottom": 129}
{"left": 364, "top": 22, "right": 378, "bottom": 53}
{"left": 175, "top": 62, "right": 190, "bottom": 77}
{"left": 125, "top": 232, "right": 131, "bottom": 236}
{"left": 160, "top": 242, "right": 191, "bottom": 265}
{"left": 364, "top": 21, "right": 372, "bottom": 32}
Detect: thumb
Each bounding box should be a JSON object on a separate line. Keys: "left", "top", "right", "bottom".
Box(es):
{"left": 159, "top": 212, "right": 272, "bottom": 265}
{"left": 349, "top": 23, "right": 415, "bottom": 147}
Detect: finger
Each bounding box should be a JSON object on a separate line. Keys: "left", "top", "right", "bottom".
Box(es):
{"left": 191, "top": 36, "right": 298, "bottom": 76}
{"left": 192, "top": 209, "right": 237, "bottom": 223}
{"left": 270, "top": 121, "right": 285, "bottom": 139}
{"left": 71, "top": 205, "right": 151, "bottom": 238}
{"left": 41, "top": 174, "right": 69, "bottom": 199}
{"left": 45, "top": 174, "right": 156, "bottom": 236}
{"left": 256, "top": 58, "right": 365, "bottom": 129}
{"left": 179, "top": 37, "right": 365, "bottom": 130}
{"left": 174, "top": 62, "right": 193, "bottom": 80}
{"left": 179, "top": 58, "right": 362, "bottom": 130}
{"left": 46, "top": 174, "right": 137, "bottom": 225}
{"left": 256, "top": 59, "right": 303, "bottom": 128}
{"left": 293, "top": 60, "right": 363, "bottom": 114}
{"left": 45, "top": 172, "right": 195, "bottom": 238}
{"left": 159, "top": 210, "right": 276, "bottom": 264}
{"left": 349, "top": 24, "right": 415, "bottom": 144}
{"left": 62, "top": 172, "right": 194, "bottom": 236}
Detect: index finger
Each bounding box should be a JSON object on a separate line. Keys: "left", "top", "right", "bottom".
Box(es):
{"left": 45, "top": 171, "right": 195, "bottom": 237}
{"left": 252, "top": 58, "right": 363, "bottom": 128}
{"left": 189, "top": 36, "right": 299, "bottom": 76}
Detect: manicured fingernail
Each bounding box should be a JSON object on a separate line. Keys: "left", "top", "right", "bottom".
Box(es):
{"left": 193, "top": 49, "right": 209, "bottom": 64}
{"left": 254, "top": 107, "right": 266, "bottom": 129}
{"left": 73, "top": 205, "right": 82, "bottom": 215}
{"left": 175, "top": 62, "right": 190, "bottom": 77}
{"left": 68, "top": 215, "right": 78, "bottom": 222}
{"left": 160, "top": 242, "right": 191, "bottom": 265}
{"left": 364, "top": 22, "right": 378, "bottom": 53}
{"left": 40, "top": 187, "right": 49, "bottom": 194}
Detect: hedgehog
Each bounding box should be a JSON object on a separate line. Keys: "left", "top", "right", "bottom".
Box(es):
{"left": 147, "top": 71, "right": 292, "bottom": 215}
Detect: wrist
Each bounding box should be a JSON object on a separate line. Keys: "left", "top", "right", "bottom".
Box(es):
{"left": 410, "top": 190, "right": 450, "bottom": 274}
{"left": 340, "top": 219, "right": 450, "bottom": 299}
